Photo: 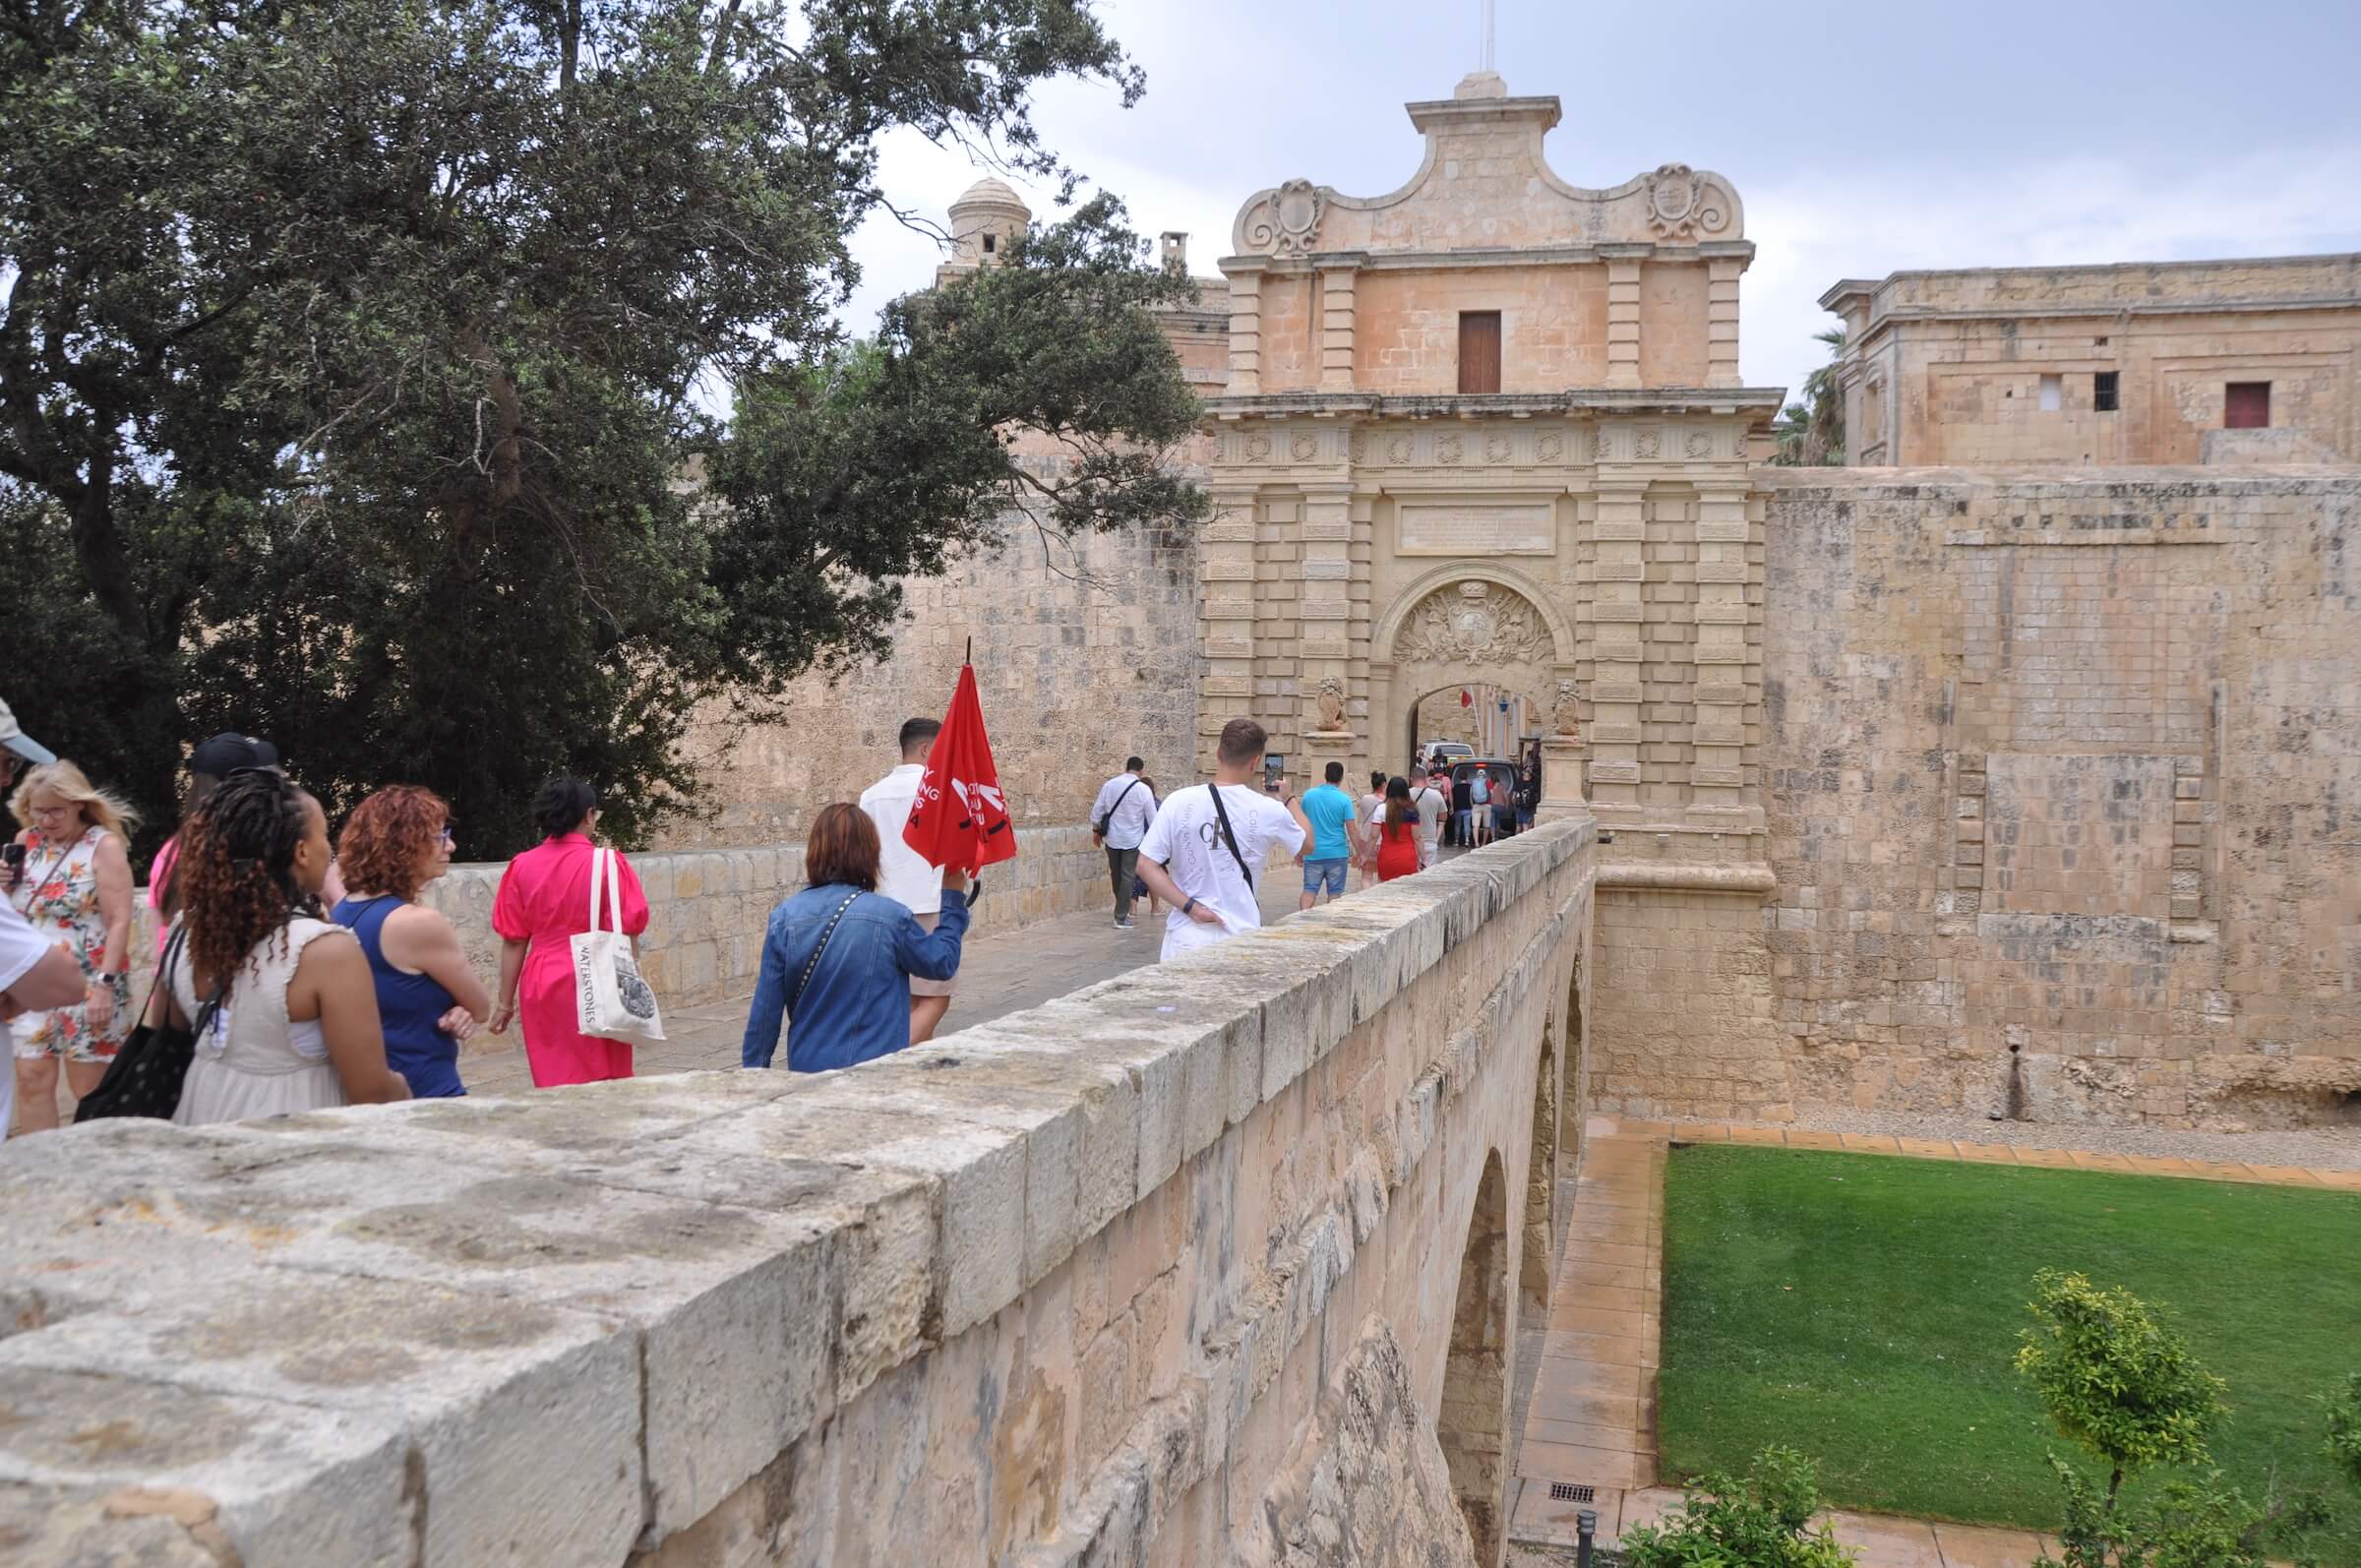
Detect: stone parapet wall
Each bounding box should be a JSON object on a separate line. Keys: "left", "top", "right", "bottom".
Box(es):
{"left": 0, "top": 819, "right": 1596, "bottom": 1567}
{"left": 128, "top": 825, "right": 1114, "bottom": 1011}
{"left": 1596, "top": 467, "right": 2361, "bottom": 1130}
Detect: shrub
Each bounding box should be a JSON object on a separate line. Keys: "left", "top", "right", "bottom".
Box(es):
{"left": 1619, "top": 1446, "right": 1858, "bottom": 1568}
{"left": 2014, "top": 1269, "right": 2228, "bottom": 1507}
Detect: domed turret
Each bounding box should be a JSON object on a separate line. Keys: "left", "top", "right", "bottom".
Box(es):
{"left": 938, "top": 177, "right": 1033, "bottom": 282}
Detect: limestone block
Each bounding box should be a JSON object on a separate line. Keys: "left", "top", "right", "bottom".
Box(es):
{"left": 0, "top": 1269, "right": 642, "bottom": 1568}
{"left": 0, "top": 1368, "right": 413, "bottom": 1568}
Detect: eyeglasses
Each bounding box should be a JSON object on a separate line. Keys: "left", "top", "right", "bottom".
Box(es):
{"left": 439, "top": 827, "right": 456, "bottom": 846}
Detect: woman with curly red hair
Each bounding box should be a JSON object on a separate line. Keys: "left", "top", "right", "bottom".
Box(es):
{"left": 152, "top": 769, "right": 410, "bottom": 1124}
{"left": 332, "top": 786, "right": 492, "bottom": 1098}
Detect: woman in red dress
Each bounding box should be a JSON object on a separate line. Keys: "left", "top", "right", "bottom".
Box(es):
{"left": 1369, "top": 775, "right": 1423, "bottom": 883}
{"left": 487, "top": 778, "right": 649, "bottom": 1086}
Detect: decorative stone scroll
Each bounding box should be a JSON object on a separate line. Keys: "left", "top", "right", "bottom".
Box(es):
{"left": 1393, "top": 582, "right": 1552, "bottom": 666}
{"left": 1238, "top": 178, "right": 1327, "bottom": 255}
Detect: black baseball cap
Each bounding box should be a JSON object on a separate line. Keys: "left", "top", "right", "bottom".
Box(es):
{"left": 189, "top": 731, "right": 280, "bottom": 778}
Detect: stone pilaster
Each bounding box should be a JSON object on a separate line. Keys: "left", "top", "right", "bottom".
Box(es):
{"left": 1705, "top": 255, "right": 1744, "bottom": 389}
{"left": 1197, "top": 485, "right": 1261, "bottom": 775}
{"left": 1586, "top": 464, "right": 1648, "bottom": 810}
{"left": 1256, "top": 490, "right": 1303, "bottom": 773}
{"left": 1227, "top": 268, "right": 1263, "bottom": 397}
{"left": 1687, "top": 482, "right": 1752, "bottom": 823}
{"left": 1602, "top": 246, "right": 1648, "bottom": 389}
{"left": 1317, "top": 264, "right": 1360, "bottom": 392}
{"left": 1298, "top": 485, "right": 1357, "bottom": 767}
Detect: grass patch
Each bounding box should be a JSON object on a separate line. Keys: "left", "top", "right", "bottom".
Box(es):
{"left": 1657, "top": 1145, "right": 2361, "bottom": 1562}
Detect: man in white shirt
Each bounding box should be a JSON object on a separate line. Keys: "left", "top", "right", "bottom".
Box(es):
{"left": 1136, "top": 719, "right": 1306, "bottom": 963}
{"left": 1408, "top": 764, "right": 1448, "bottom": 869}
{"left": 860, "top": 716, "right": 957, "bottom": 1044}
{"left": 1089, "top": 755, "right": 1158, "bottom": 930}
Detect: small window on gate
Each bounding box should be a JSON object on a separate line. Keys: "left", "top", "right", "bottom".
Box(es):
{"left": 1459, "top": 311, "right": 1502, "bottom": 394}
{"left": 2224, "top": 382, "right": 2270, "bottom": 429}
{"left": 2038, "top": 374, "right": 2062, "bottom": 411}
{"left": 2093, "top": 372, "right": 2119, "bottom": 412}
{"left": 981, "top": 232, "right": 996, "bottom": 254}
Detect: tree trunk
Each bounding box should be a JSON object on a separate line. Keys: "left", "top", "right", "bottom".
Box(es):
{"left": 67, "top": 447, "right": 144, "bottom": 638}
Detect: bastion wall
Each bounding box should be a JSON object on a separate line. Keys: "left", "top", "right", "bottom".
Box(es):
{"left": 1592, "top": 467, "right": 2361, "bottom": 1130}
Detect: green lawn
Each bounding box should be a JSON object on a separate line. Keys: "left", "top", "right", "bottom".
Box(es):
{"left": 1657, "top": 1145, "right": 2361, "bottom": 1562}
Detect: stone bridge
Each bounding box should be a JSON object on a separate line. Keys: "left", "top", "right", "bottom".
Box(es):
{"left": 0, "top": 818, "right": 1597, "bottom": 1567}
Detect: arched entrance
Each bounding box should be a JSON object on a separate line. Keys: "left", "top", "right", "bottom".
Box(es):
{"left": 1439, "top": 1151, "right": 1511, "bottom": 1567}
{"left": 1410, "top": 683, "right": 1537, "bottom": 765}
{"left": 1371, "top": 565, "right": 1576, "bottom": 778}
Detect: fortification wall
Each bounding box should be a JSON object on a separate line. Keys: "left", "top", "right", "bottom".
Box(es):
{"left": 655, "top": 514, "right": 1204, "bottom": 851}
{"left": 1594, "top": 467, "right": 2361, "bottom": 1129}
{"left": 0, "top": 821, "right": 1596, "bottom": 1568}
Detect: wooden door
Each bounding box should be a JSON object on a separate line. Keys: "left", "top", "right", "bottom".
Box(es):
{"left": 1458, "top": 312, "right": 1501, "bottom": 394}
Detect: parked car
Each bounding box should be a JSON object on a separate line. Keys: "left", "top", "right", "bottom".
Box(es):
{"left": 1443, "top": 756, "right": 1520, "bottom": 844}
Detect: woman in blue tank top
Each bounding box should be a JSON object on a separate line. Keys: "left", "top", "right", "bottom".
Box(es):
{"left": 331, "top": 786, "right": 491, "bottom": 1097}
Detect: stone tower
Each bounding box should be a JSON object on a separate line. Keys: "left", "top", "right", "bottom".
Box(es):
{"left": 937, "top": 176, "right": 1032, "bottom": 284}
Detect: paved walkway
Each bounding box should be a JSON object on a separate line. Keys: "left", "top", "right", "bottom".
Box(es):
{"left": 1506, "top": 1115, "right": 2361, "bottom": 1565}
{"left": 15, "top": 867, "right": 1314, "bottom": 1120}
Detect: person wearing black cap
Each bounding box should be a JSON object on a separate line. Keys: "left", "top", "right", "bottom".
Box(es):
{"left": 149, "top": 731, "right": 283, "bottom": 957}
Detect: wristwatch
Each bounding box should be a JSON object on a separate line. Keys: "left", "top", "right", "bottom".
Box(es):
{"left": 1182, "top": 896, "right": 1198, "bottom": 916}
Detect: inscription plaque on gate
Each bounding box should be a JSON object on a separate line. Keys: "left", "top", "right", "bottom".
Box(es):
{"left": 1397, "top": 500, "right": 1554, "bottom": 556}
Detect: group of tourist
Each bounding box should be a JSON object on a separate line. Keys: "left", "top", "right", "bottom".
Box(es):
{"left": 1, "top": 696, "right": 662, "bottom": 1138}
{"left": 2, "top": 689, "right": 1541, "bottom": 1139}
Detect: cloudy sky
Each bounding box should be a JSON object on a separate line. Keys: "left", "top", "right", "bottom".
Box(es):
{"left": 837, "top": 0, "right": 2361, "bottom": 403}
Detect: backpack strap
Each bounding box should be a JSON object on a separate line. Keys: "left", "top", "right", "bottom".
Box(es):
{"left": 1207, "top": 784, "right": 1254, "bottom": 892}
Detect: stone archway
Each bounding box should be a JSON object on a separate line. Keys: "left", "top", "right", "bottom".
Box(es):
{"left": 1372, "top": 566, "right": 1576, "bottom": 775}
{"left": 1439, "top": 1151, "right": 1512, "bottom": 1567}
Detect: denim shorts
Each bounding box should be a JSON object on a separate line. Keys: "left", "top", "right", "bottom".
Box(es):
{"left": 1302, "top": 857, "right": 1348, "bottom": 896}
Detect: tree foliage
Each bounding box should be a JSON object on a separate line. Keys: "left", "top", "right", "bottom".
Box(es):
{"left": 2015, "top": 1270, "right": 2228, "bottom": 1506}
{"left": 1771, "top": 327, "right": 1846, "bottom": 466}
{"left": 2, "top": 0, "right": 1202, "bottom": 856}
{"left": 1619, "top": 1446, "right": 1859, "bottom": 1568}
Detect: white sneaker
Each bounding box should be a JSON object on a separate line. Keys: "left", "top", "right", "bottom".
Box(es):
{"left": 1114, "top": 916, "right": 1132, "bottom": 929}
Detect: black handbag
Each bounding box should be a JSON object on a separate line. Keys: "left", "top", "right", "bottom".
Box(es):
{"left": 74, "top": 926, "right": 217, "bottom": 1123}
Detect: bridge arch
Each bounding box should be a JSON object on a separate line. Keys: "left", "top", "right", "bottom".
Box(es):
{"left": 1439, "top": 1148, "right": 1512, "bottom": 1566}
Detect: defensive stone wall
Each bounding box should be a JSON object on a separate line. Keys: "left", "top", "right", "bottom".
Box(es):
{"left": 654, "top": 508, "right": 1205, "bottom": 852}
{"left": 0, "top": 819, "right": 1596, "bottom": 1568}
{"left": 126, "top": 826, "right": 1114, "bottom": 1011}
{"left": 1591, "top": 467, "right": 2361, "bottom": 1129}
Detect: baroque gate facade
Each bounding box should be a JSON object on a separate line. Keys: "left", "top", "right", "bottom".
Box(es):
{"left": 1194, "top": 71, "right": 1783, "bottom": 905}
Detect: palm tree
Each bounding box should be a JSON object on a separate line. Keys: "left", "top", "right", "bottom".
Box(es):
{"left": 1771, "top": 326, "right": 1846, "bottom": 465}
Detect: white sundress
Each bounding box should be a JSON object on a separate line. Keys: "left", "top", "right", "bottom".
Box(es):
{"left": 170, "top": 917, "right": 346, "bottom": 1126}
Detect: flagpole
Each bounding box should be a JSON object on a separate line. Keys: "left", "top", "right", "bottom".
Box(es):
{"left": 964, "top": 635, "right": 972, "bottom": 666}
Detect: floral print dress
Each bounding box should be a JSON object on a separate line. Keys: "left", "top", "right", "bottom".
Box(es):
{"left": 8, "top": 824, "right": 130, "bottom": 1063}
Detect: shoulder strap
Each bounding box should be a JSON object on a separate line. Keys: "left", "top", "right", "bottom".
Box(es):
{"left": 1206, "top": 784, "right": 1254, "bottom": 891}
{"left": 585, "top": 844, "right": 606, "bottom": 935}
{"left": 789, "top": 890, "right": 864, "bottom": 1016}
{"left": 602, "top": 849, "right": 626, "bottom": 936}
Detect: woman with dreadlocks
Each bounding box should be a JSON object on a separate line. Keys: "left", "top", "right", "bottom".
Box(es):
{"left": 150, "top": 769, "right": 410, "bottom": 1125}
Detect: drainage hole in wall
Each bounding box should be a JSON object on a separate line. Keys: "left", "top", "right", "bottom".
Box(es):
{"left": 1549, "top": 1482, "right": 1596, "bottom": 1503}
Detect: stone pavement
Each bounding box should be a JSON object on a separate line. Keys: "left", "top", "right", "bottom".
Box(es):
{"left": 1505, "top": 1113, "right": 2361, "bottom": 1565}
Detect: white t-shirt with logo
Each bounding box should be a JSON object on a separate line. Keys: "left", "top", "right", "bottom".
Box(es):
{"left": 1137, "top": 783, "right": 1304, "bottom": 961}
{"left": 860, "top": 762, "right": 940, "bottom": 916}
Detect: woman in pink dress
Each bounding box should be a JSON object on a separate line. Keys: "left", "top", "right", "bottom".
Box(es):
{"left": 486, "top": 778, "right": 649, "bottom": 1086}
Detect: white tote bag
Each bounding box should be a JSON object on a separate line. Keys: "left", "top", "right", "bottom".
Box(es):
{"left": 573, "top": 847, "right": 665, "bottom": 1044}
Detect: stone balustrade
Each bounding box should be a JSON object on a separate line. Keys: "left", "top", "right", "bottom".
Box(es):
{"left": 2, "top": 817, "right": 1597, "bottom": 1567}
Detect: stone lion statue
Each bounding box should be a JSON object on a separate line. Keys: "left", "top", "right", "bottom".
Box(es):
{"left": 1551, "top": 679, "right": 1582, "bottom": 739}
{"left": 1314, "top": 678, "right": 1348, "bottom": 733}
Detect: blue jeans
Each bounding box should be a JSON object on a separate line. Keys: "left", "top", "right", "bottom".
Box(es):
{"left": 1302, "top": 857, "right": 1347, "bottom": 897}
{"left": 1452, "top": 809, "right": 1472, "bottom": 843}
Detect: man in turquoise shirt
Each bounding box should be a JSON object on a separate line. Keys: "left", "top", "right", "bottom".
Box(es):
{"left": 1293, "top": 760, "right": 1362, "bottom": 910}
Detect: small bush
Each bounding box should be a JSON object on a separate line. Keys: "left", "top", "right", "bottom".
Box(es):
{"left": 1620, "top": 1446, "right": 1858, "bottom": 1568}
{"left": 2014, "top": 1269, "right": 2227, "bottom": 1506}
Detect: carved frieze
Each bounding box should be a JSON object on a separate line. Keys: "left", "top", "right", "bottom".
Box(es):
{"left": 1393, "top": 581, "right": 1552, "bottom": 666}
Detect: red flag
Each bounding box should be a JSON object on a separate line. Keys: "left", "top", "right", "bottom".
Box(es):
{"left": 1461, "top": 689, "right": 1472, "bottom": 707}
{"left": 902, "top": 664, "right": 1018, "bottom": 874}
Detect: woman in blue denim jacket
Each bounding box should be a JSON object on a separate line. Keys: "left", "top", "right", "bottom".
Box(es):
{"left": 741, "top": 804, "right": 969, "bottom": 1073}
